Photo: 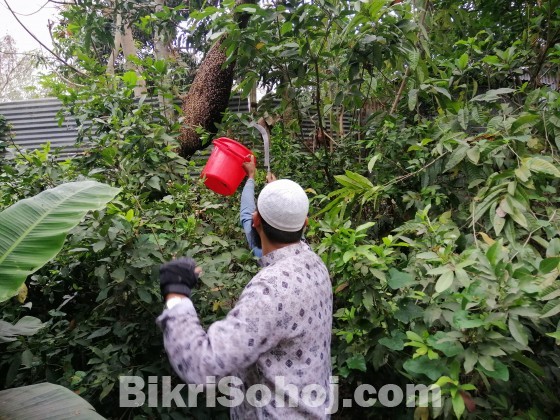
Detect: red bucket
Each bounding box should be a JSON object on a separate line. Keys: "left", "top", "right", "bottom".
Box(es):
{"left": 201, "top": 137, "right": 254, "bottom": 196}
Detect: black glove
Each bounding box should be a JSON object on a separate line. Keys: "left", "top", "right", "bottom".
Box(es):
{"left": 159, "top": 257, "right": 199, "bottom": 298}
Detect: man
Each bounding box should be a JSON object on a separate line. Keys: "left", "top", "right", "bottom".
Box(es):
{"left": 157, "top": 172, "right": 333, "bottom": 419}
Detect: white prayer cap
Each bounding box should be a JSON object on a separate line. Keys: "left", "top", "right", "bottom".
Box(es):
{"left": 257, "top": 179, "right": 309, "bottom": 232}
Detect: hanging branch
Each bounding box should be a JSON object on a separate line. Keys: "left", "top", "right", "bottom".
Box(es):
{"left": 4, "top": 0, "right": 86, "bottom": 76}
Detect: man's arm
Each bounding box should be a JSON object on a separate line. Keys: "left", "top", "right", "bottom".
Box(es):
{"left": 240, "top": 177, "right": 257, "bottom": 248}
{"left": 157, "top": 275, "right": 283, "bottom": 384}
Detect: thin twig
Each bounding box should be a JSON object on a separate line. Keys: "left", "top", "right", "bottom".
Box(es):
{"left": 390, "top": 67, "right": 410, "bottom": 114}
{"left": 3, "top": 0, "right": 87, "bottom": 76}
{"left": 384, "top": 152, "right": 447, "bottom": 187}
{"left": 541, "top": 109, "right": 558, "bottom": 163}
{"left": 0, "top": 50, "right": 41, "bottom": 57}
{"left": 510, "top": 209, "right": 557, "bottom": 261}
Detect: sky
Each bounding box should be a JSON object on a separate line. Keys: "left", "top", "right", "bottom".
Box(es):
{"left": 1, "top": 0, "right": 59, "bottom": 52}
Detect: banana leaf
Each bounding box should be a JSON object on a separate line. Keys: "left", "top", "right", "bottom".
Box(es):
{"left": 0, "top": 383, "right": 105, "bottom": 419}
{"left": 0, "top": 316, "right": 44, "bottom": 343}
{"left": 0, "top": 181, "right": 120, "bottom": 302}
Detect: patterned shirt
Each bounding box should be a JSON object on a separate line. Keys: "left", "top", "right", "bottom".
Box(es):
{"left": 157, "top": 241, "right": 333, "bottom": 419}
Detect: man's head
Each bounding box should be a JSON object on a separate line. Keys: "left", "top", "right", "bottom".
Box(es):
{"left": 252, "top": 179, "right": 309, "bottom": 247}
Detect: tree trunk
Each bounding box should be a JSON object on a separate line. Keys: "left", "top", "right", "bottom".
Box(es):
{"left": 178, "top": 0, "right": 256, "bottom": 157}
{"left": 107, "top": 0, "right": 146, "bottom": 97}
{"left": 154, "top": 0, "right": 174, "bottom": 121}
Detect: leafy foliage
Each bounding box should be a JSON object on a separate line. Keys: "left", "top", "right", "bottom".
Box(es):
{"left": 2, "top": 0, "right": 560, "bottom": 419}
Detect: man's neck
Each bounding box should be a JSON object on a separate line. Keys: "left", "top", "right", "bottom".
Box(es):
{"left": 261, "top": 241, "right": 298, "bottom": 256}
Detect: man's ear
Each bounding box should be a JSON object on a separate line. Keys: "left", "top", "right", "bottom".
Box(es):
{"left": 304, "top": 217, "right": 309, "bottom": 227}
{"left": 252, "top": 211, "right": 262, "bottom": 228}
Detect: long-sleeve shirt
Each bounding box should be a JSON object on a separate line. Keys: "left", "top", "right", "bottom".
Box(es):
{"left": 156, "top": 241, "right": 333, "bottom": 419}
{"left": 240, "top": 178, "right": 262, "bottom": 258}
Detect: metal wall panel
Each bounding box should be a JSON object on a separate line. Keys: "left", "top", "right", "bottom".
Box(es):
{"left": 0, "top": 96, "right": 251, "bottom": 160}
{"left": 0, "top": 98, "right": 83, "bottom": 158}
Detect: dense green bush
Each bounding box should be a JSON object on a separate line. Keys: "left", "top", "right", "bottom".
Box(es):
{"left": 313, "top": 84, "right": 560, "bottom": 418}
{"left": 0, "top": 79, "right": 252, "bottom": 419}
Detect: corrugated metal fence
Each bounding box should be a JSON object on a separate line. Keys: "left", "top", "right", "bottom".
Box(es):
{"left": 0, "top": 98, "right": 84, "bottom": 157}
{"left": 0, "top": 96, "right": 251, "bottom": 161}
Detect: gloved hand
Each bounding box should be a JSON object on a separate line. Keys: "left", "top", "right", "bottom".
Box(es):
{"left": 159, "top": 257, "right": 199, "bottom": 298}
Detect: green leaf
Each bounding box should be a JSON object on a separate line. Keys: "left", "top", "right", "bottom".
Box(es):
{"left": 87, "top": 326, "right": 112, "bottom": 340}
{"left": 433, "top": 86, "right": 451, "bottom": 99}
{"left": 514, "top": 165, "right": 531, "bottom": 182}
{"left": 138, "top": 288, "right": 153, "bottom": 304}
{"left": 547, "top": 238, "right": 560, "bottom": 258}
{"left": 424, "top": 306, "right": 442, "bottom": 325}
{"left": 444, "top": 145, "right": 469, "bottom": 172}
{"left": 427, "top": 265, "right": 452, "bottom": 275}
{"left": 124, "top": 209, "right": 134, "bottom": 222}
{"left": 510, "top": 353, "right": 544, "bottom": 376}
{"left": 416, "top": 252, "right": 440, "bottom": 260}
{"left": 493, "top": 212, "right": 506, "bottom": 236}
{"left": 540, "top": 257, "right": 560, "bottom": 274}
{"left": 510, "top": 207, "right": 528, "bottom": 229}
{"left": 508, "top": 318, "right": 528, "bottom": 346}
{"left": 21, "top": 349, "right": 33, "bottom": 368}
{"left": 464, "top": 348, "right": 478, "bottom": 373}
{"left": 457, "top": 53, "right": 468, "bottom": 71}
{"left": 346, "top": 354, "right": 367, "bottom": 372}
{"left": 524, "top": 157, "right": 560, "bottom": 177}
{"left": 486, "top": 241, "right": 501, "bottom": 266}
{"left": 408, "top": 49, "right": 420, "bottom": 70}
{"left": 435, "top": 271, "right": 454, "bottom": 293}
{"left": 478, "top": 359, "right": 509, "bottom": 381}
{"left": 0, "top": 383, "right": 105, "bottom": 419}
{"left": 147, "top": 176, "right": 161, "bottom": 191}
{"left": 472, "top": 88, "right": 515, "bottom": 102}
{"left": 344, "top": 170, "right": 374, "bottom": 189}
{"left": 111, "top": 267, "right": 126, "bottom": 282}
{"left": 546, "top": 331, "right": 560, "bottom": 340}
{"left": 466, "top": 146, "right": 479, "bottom": 164}
{"left": 92, "top": 240, "right": 106, "bottom": 253}
{"left": 453, "top": 311, "right": 483, "bottom": 329}
{"left": 0, "top": 181, "right": 120, "bottom": 302}
{"left": 100, "top": 382, "right": 115, "bottom": 401}
{"left": 387, "top": 268, "right": 415, "bottom": 289}
{"left": 478, "top": 354, "right": 494, "bottom": 371}
{"left": 367, "top": 154, "right": 381, "bottom": 173}
{"left": 406, "top": 331, "right": 424, "bottom": 343}
{"left": 408, "top": 88, "right": 418, "bottom": 111}
{"left": 478, "top": 344, "right": 506, "bottom": 357}
{"left": 362, "top": 290, "right": 374, "bottom": 311}
{"left": 122, "top": 71, "right": 138, "bottom": 88}
{"left": 482, "top": 55, "right": 500, "bottom": 65}
{"left": 394, "top": 302, "right": 423, "bottom": 323}
{"left": 511, "top": 113, "right": 540, "bottom": 133}
{"left": 452, "top": 392, "right": 466, "bottom": 418}
{"left": 541, "top": 301, "right": 560, "bottom": 318}
{"left": 280, "top": 21, "right": 292, "bottom": 35}
{"left": 379, "top": 335, "right": 405, "bottom": 351}
{"left": 434, "top": 375, "right": 456, "bottom": 387}
{"left": 403, "top": 356, "right": 447, "bottom": 381}
{"left": 472, "top": 186, "right": 506, "bottom": 223}
{"left": 428, "top": 333, "right": 464, "bottom": 357}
